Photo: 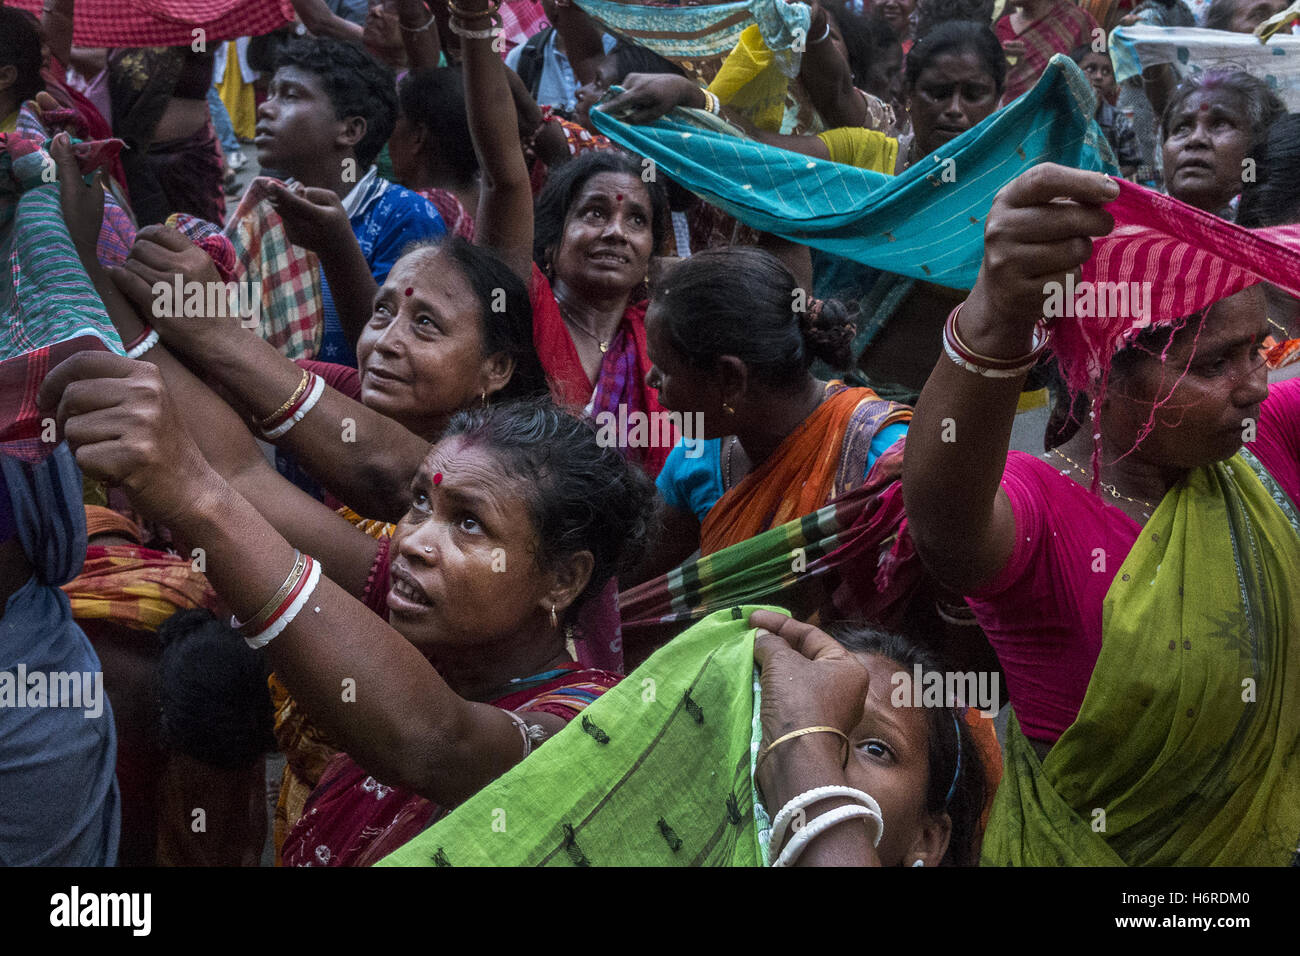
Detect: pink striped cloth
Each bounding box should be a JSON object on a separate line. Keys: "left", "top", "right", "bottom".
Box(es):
{"left": 1052, "top": 178, "right": 1300, "bottom": 396}
{"left": 9, "top": 0, "right": 294, "bottom": 47}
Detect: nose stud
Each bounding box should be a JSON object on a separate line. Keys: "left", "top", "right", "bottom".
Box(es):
{"left": 423, "top": 546, "right": 433, "bottom": 554}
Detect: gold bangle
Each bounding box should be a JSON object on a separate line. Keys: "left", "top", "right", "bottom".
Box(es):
{"left": 260, "top": 369, "right": 311, "bottom": 430}
{"left": 447, "top": 0, "right": 498, "bottom": 20}
{"left": 231, "top": 550, "right": 305, "bottom": 633}
{"left": 755, "top": 726, "right": 850, "bottom": 777}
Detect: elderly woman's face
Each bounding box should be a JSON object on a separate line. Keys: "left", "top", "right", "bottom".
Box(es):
{"left": 844, "top": 653, "right": 952, "bottom": 867}
{"left": 387, "top": 438, "right": 555, "bottom": 651}
{"left": 1162, "top": 89, "right": 1252, "bottom": 213}
{"left": 552, "top": 172, "right": 655, "bottom": 299}
{"left": 1225, "top": 0, "right": 1289, "bottom": 33}
{"left": 907, "top": 51, "right": 1001, "bottom": 158}
{"left": 1107, "top": 288, "right": 1271, "bottom": 469}
{"left": 356, "top": 248, "right": 501, "bottom": 440}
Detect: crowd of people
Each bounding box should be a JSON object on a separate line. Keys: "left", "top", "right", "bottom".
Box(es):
{"left": 2, "top": 0, "right": 1298, "bottom": 867}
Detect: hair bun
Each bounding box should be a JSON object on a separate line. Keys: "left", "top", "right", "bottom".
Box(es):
{"left": 801, "top": 298, "right": 857, "bottom": 370}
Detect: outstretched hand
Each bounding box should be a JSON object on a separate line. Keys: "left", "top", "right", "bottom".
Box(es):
{"left": 38, "top": 352, "right": 219, "bottom": 526}
{"left": 110, "top": 225, "right": 231, "bottom": 348}
{"left": 599, "top": 73, "right": 704, "bottom": 125}
{"left": 265, "top": 181, "right": 352, "bottom": 255}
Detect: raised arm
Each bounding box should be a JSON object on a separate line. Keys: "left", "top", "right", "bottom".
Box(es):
{"left": 291, "top": 0, "right": 366, "bottom": 43}
{"left": 40, "top": 355, "right": 557, "bottom": 805}
{"left": 551, "top": 0, "right": 607, "bottom": 86}
{"left": 111, "top": 226, "right": 428, "bottom": 522}
{"left": 51, "top": 138, "right": 379, "bottom": 593}
{"left": 798, "top": 3, "right": 867, "bottom": 130}
{"left": 901, "top": 165, "right": 1119, "bottom": 593}
{"left": 41, "top": 0, "right": 76, "bottom": 69}
{"left": 396, "top": 0, "right": 442, "bottom": 70}
{"left": 460, "top": 0, "right": 535, "bottom": 280}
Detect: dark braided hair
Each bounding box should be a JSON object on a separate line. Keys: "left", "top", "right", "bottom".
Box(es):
{"left": 651, "top": 247, "right": 857, "bottom": 387}
{"left": 440, "top": 399, "right": 657, "bottom": 610}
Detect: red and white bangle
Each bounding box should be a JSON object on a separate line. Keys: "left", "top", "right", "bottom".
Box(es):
{"left": 261, "top": 372, "right": 325, "bottom": 439}
{"left": 238, "top": 553, "right": 323, "bottom": 650}
{"left": 231, "top": 549, "right": 303, "bottom": 633}
{"left": 124, "top": 326, "right": 160, "bottom": 360}
{"left": 942, "top": 303, "right": 1049, "bottom": 378}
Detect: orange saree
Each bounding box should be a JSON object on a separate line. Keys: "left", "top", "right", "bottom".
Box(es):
{"left": 699, "top": 382, "right": 911, "bottom": 555}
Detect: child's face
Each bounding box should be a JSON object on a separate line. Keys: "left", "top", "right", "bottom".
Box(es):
{"left": 255, "top": 66, "right": 351, "bottom": 175}
{"left": 1080, "top": 52, "right": 1117, "bottom": 101}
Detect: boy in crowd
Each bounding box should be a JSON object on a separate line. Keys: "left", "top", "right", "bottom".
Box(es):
{"left": 253, "top": 36, "right": 445, "bottom": 365}
{"left": 1072, "top": 44, "right": 1141, "bottom": 180}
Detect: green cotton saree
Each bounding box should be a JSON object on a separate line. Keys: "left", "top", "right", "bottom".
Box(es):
{"left": 377, "top": 607, "right": 779, "bottom": 867}
{"left": 982, "top": 450, "right": 1300, "bottom": 866}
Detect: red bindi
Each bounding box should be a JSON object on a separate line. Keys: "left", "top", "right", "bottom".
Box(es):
{"left": 1200, "top": 102, "right": 1209, "bottom": 111}
{"left": 615, "top": 194, "right": 624, "bottom": 202}
{"left": 433, "top": 472, "right": 443, "bottom": 485}
{"left": 405, "top": 287, "right": 414, "bottom": 296}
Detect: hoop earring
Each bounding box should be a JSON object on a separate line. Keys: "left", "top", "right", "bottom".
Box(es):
{"left": 550, "top": 604, "right": 558, "bottom": 629}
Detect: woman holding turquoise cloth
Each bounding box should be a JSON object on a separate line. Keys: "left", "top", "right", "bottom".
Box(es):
{"left": 903, "top": 162, "right": 1300, "bottom": 865}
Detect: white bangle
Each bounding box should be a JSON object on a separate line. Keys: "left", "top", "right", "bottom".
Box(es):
{"left": 125, "top": 328, "right": 160, "bottom": 360}
{"left": 399, "top": 11, "right": 437, "bottom": 32}
{"left": 770, "top": 785, "right": 884, "bottom": 851}
{"left": 773, "top": 804, "right": 883, "bottom": 867}
{"left": 447, "top": 18, "right": 496, "bottom": 39}
{"left": 261, "top": 373, "right": 325, "bottom": 439}
{"left": 244, "top": 556, "right": 322, "bottom": 649}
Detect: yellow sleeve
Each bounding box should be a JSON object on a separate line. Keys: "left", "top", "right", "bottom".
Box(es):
{"left": 814, "top": 127, "right": 898, "bottom": 173}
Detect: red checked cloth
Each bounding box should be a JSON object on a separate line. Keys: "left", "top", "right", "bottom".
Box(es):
{"left": 9, "top": 0, "right": 294, "bottom": 48}
{"left": 224, "top": 177, "right": 323, "bottom": 360}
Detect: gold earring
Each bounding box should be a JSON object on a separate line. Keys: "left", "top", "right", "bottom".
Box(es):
{"left": 550, "top": 604, "right": 558, "bottom": 629}
{"left": 722, "top": 402, "right": 735, "bottom": 415}
{"left": 481, "top": 391, "right": 488, "bottom": 409}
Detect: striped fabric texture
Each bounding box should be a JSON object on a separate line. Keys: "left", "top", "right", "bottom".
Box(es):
{"left": 573, "top": 0, "right": 809, "bottom": 84}
{"left": 592, "top": 54, "right": 1300, "bottom": 391}
{"left": 591, "top": 55, "right": 1116, "bottom": 291}
{"left": 10, "top": 0, "right": 294, "bottom": 48}
{"left": 0, "top": 135, "right": 123, "bottom": 361}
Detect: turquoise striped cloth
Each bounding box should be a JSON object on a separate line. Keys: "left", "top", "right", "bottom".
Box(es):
{"left": 574, "top": 0, "right": 809, "bottom": 71}
{"left": 0, "top": 134, "right": 122, "bottom": 360}
{"left": 591, "top": 54, "right": 1118, "bottom": 291}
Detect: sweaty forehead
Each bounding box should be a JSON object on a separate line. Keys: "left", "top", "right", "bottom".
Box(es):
{"left": 577, "top": 173, "right": 650, "bottom": 207}
{"left": 916, "top": 51, "right": 995, "bottom": 87}
{"left": 272, "top": 66, "right": 326, "bottom": 96}
{"left": 386, "top": 247, "right": 474, "bottom": 300}
{"left": 420, "top": 438, "right": 530, "bottom": 505}
{"left": 1165, "top": 288, "right": 1268, "bottom": 358}
{"left": 1173, "top": 89, "right": 1244, "bottom": 120}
